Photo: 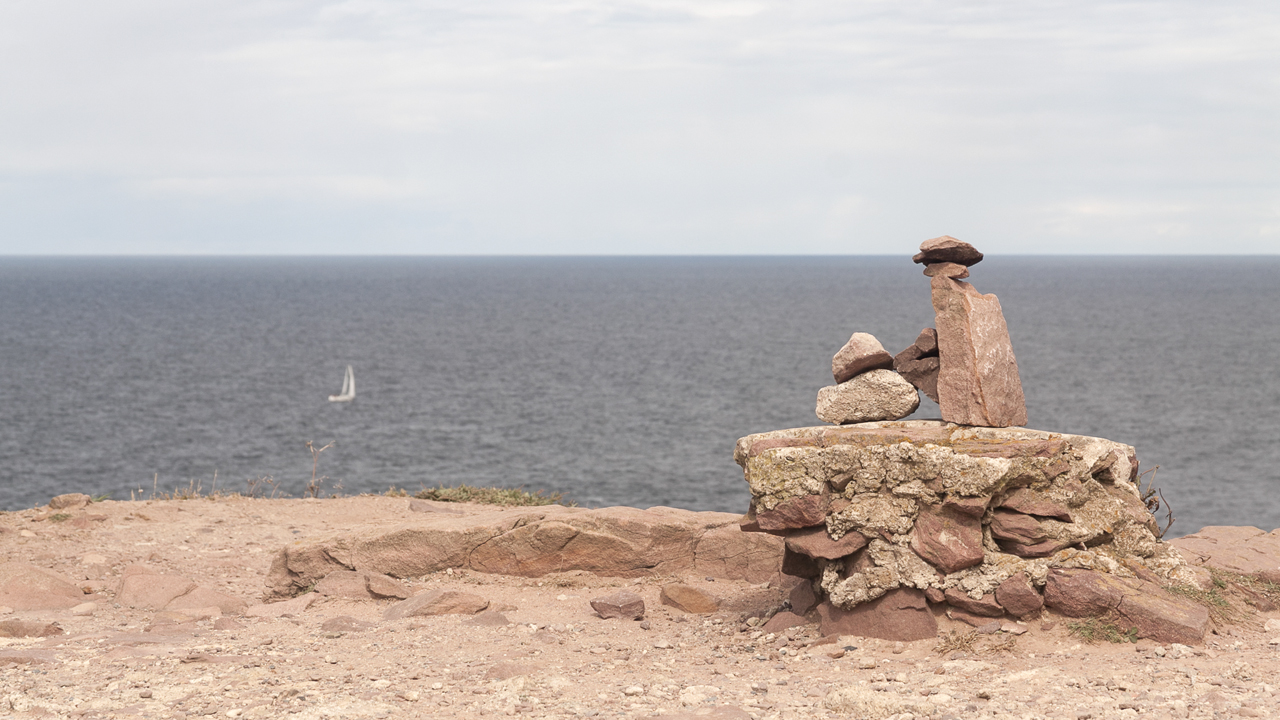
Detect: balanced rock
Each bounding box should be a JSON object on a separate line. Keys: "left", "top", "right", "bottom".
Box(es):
{"left": 892, "top": 328, "right": 940, "bottom": 403}
{"left": 912, "top": 235, "right": 984, "bottom": 266}
{"left": 816, "top": 369, "right": 920, "bottom": 425}
{"left": 831, "top": 333, "right": 894, "bottom": 384}
{"left": 923, "top": 261, "right": 969, "bottom": 279}
{"left": 931, "top": 274, "right": 1027, "bottom": 427}
{"left": 590, "top": 590, "right": 645, "bottom": 620}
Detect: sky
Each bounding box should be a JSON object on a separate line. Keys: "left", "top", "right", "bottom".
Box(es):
{"left": 1, "top": 0, "right": 1277, "bottom": 255}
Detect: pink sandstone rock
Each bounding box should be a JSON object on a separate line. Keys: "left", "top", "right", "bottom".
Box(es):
{"left": 931, "top": 274, "right": 1028, "bottom": 427}
{"left": 761, "top": 611, "right": 810, "bottom": 634}
{"left": 1169, "top": 526, "right": 1280, "bottom": 584}
{"left": 913, "top": 235, "right": 984, "bottom": 266}
{"left": 789, "top": 580, "right": 818, "bottom": 615}
{"left": 756, "top": 494, "right": 830, "bottom": 531}
{"left": 943, "top": 588, "right": 1004, "bottom": 617}
{"left": 115, "top": 574, "right": 198, "bottom": 610}
{"left": 315, "top": 570, "right": 411, "bottom": 600}
{"left": 0, "top": 562, "right": 83, "bottom": 611}
{"left": 923, "top": 262, "right": 970, "bottom": 279}
{"left": 1043, "top": 568, "right": 1208, "bottom": 644}
{"left": 988, "top": 510, "right": 1075, "bottom": 557}
{"left": 660, "top": 584, "right": 719, "bottom": 614}
{"left": 998, "top": 488, "right": 1073, "bottom": 521}
{"left": 590, "top": 590, "right": 646, "bottom": 620}
{"left": 784, "top": 526, "right": 868, "bottom": 560}
{"left": 49, "top": 493, "right": 91, "bottom": 510}
{"left": 165, "top": 586, "right": 248, "bottom": 615}
{"left": 892, "top": 328, "right": 941, "bottom": 403}
{"left": 910, "top": 504, "right": 984, "bottom": 574}
{"left": 831, "top": 333, "right": 895, "bottom": 384}
{"left": 384, "top": 589, "right": 489, "bottom": 620}
{"left": 816, "top": 588, "right": 937, "bottom": 641}
{"left": 994, "top": 572, "right": 1044, "bottom": 619}
{"left": 815, "top": 370, "right": 921, "bottom": 425}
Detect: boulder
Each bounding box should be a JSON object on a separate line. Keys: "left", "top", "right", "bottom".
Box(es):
{"left": 831, "top": 333, "right": 895, "bottom": 384}
{"left": 1043, "top": 568, "right": 1208, "bottom": 644}
{"left": 590, "top": 590, "right": 645, "bottom": 620}
{"left": 912, "top": 235, "right": 984, "bottom": 266}
{"left": 816, "top": 588, "right": 936, "bottom": 641}
{"left": 265, "top": 506, "right": 784, "bottom": 599}
{"left": 783, "top": 526, "right": 867, "bottom": 560}
{"left": 384, "top": 589, "right": 489, "bottom": 620}
{"left": 1169, "top": 526, "right": 1280, "bottom": 583}
{"left": 923, "top": 262, "right": 969, "bottom": 279}
{"left": 994, "top": 573, "right": 1044, "bottom": 618}
{"left": 315, "top": 570, "right": 411, "bottom": 600}
{"left": 816, "top": 370, "right": 920, "bottom": 425}
{"left": 943, "top": 588, "right": 1003, "bottom": 617}
{"left": 660, "top": 584, "right": 719, "bottom": 614}
{"left": 0, "top": 562, "right": 83, "bottom": 611}
{"left": 49, "top": 493, "right": 91, "bottom": 510}
{"left": 910, "top": 504, "right": 984, "bottom": 574}
{"left": 931, "top": 274, "right": 1027, "bottom": 427}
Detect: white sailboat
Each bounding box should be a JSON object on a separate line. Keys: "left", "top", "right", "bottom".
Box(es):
{"left": 328, "top": 365, "right": 355, "bottom": 402}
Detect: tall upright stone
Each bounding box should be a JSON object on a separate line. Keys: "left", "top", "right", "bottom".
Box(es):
{"left": 931, "top": 274, "right": 1027, "bottom": 427}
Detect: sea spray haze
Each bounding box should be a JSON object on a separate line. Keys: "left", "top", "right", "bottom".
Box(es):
{"left": 0, "top": 256, "right": 1276, "bottom": 536}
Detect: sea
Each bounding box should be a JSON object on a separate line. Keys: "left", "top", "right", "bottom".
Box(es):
{"left": 1, "top": 256, "right": 1277, "bottom": 538}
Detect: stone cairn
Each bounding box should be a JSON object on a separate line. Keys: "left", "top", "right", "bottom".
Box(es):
{"left": 737, "top": 236, "right": 1211, "bottom": 644}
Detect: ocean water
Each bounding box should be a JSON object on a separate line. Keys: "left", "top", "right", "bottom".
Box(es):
{"left": 1, "top": 256, "right": 1277, "bottom": 537}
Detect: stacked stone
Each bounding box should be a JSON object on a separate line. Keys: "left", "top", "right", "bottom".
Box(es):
{"left": 816, "top": 334, "right": 920, "bottom": 425}
{"left": 739, "top": 237, "right": 1209, "bottom": 644}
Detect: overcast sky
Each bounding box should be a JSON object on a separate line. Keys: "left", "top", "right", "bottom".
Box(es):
{"left": 1, "top": 1, "right": 1276, "bottom": 255}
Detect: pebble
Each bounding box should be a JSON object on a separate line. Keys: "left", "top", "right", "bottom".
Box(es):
{"left": 70, "top": 602, "right": 97, "bottom": 616}
{"left": 857, "top": 657, "right": 878, "bottom": 669}
{"left": 623, "top": 686, "right": 644, "bottom": 696}
{"left": 140, "top": 690, "right": 153, "bottom": 698}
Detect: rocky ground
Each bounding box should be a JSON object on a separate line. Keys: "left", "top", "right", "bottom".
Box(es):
{"left": 3, "top": 496, "right": 1280, "bottom": 720}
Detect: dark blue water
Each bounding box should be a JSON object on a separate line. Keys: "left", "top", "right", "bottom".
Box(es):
{"left": 1, "top": 256, "right": 1276, "bottom": 537}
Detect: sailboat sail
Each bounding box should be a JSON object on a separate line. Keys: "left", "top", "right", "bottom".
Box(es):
{"left": 328, "top": 365, "right": 356, "bottom": 402}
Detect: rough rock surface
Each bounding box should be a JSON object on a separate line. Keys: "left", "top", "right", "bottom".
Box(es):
{"left": 266, "top": 505, "right": 784, "bottom": 599}
{"left": 931, "top": 275, "right": 1027, "bottom": 427}
{"left": 923, "top": 261, "right": 970, "bottom": 279}
{"left": 0, "top": 562, "right": 83, "bottom": 610}
{"left": 831, "top": 333, "right": 895, "bottom": 384}
{"left": 893, "top": 328, "right": 941, "bottom": 403}
{"left": 1043, "top": 568, "right": 1210, "bottom": 644}
{"left": 383, "top": 589, "right": 489, "bottom": 620}
{"left": 590, "top": 590, "right": 646, "bottom": 620}
{"left": 314, "top": 569, "right": 411, "bottom": 600}
{"left": 816, "top": 589, "right": 937, "bottom": 641}
{"left": 736, "top": 420, "right": 1204, "bottom": 642}
{"left": 1170, "top": 526, "right": 1280, "bottom": 583}
{"left": 660, "top": 584, "right": 719, "bottom": 614}
{"left": 815, "top": 369, "right": 920, "bottom": 425}
{"left": 48, "top": 493, "right": 92, "bottom": 510}
{"left": 912, "top": 235, "right": 984, "bottom": 266}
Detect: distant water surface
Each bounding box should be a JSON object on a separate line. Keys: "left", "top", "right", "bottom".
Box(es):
{"left": 1, "top": 256, "right": 1277, "bottom": 537}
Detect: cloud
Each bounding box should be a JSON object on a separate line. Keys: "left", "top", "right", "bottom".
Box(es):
{"left": 0, "top": 0, "right": 1277, "bottom": 254}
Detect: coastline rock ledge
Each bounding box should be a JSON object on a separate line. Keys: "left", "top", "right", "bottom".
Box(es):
{"left": 735, "top": 420, "right": 1211, "bottom": 644}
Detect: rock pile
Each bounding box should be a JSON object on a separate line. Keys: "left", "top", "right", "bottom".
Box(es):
{"left": 742, "top": 237, "right": 1211, "bottom": 644}
{"left": 814, "top": 235, "right": 1026, "bottom": 429}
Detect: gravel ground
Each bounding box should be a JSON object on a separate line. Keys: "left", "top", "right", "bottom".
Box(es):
{"left": 3, "top": 496, "right": 1279, "bottom": 720}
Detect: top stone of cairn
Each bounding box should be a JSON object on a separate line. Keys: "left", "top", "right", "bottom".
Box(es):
{"left": 912, "top": 235, "right": 983, "bottom": 267}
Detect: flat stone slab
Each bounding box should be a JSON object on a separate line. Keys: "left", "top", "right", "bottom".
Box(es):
{"left": 1169, "top": 526, "right": 1280, "bottom": 583}
{"left": 266, "top": 505, "right": 784, "bottom": 599}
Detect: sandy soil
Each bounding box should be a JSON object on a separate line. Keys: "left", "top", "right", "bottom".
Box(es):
{"left": 2, "top": 496, "right": 1278, "bottom": 720}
